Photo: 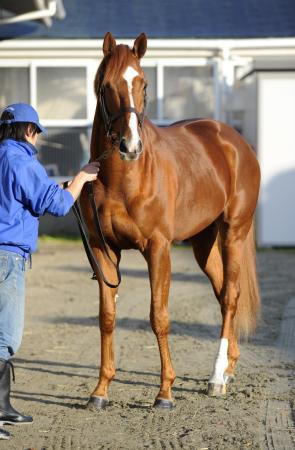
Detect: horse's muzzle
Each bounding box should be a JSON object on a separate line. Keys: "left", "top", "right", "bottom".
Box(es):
{"left": 119, "top": 138, "right": 143, "bottom": 161}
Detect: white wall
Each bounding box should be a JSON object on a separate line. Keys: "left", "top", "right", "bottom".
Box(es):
{"left": 257, "top": 72, "right": 295, "bottom": 246}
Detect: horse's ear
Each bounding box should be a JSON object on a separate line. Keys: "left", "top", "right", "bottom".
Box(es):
{"left": 132, "top": 33, "right": 147, "bottom": 59}
{"left": 103, "top": 32, "right": 116, "bottom": 56}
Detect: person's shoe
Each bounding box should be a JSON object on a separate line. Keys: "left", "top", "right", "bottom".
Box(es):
{"left": 0, "top": 427, "right": 10, "bottom": 439}
{"left": 0, "top": 359, "right": 33, "bottom": 425}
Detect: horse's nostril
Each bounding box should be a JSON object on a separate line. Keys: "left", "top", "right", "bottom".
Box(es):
{"left": 119, "top": 139, "right": 128, "bottom": 153}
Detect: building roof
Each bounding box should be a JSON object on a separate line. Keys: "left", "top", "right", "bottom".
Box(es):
{"left": 1, "top": 0, "right": 295, "bottom": 40}
{"left": 0, "top": 0, "right": 65, "bottom": 30}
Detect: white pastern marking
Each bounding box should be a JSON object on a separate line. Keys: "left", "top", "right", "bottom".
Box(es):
{"left": 209, "top": 338, "right": 228, "bottom": 385}
{"left": 123, "top": 66, "right": 140, "bottom": 149}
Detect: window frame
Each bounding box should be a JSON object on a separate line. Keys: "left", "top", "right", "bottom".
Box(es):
{"left": 0, "top": 57, "right": 220, "bottom": 125}
{"left": 30, "top": 59, "right": 97, "bottom": 127}
{"left": 0, "top": 60, "right": 97, "bottom": 177}
{"left": 0, "top": 57, "right": 220, "bottom": 177}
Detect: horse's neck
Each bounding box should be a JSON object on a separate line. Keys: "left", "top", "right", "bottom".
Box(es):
{"left": 90, "top": 116, "right": 150, "bottom": 198}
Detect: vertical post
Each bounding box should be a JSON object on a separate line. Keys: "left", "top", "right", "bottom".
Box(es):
{"left": 157, "top": 62, "right": 164, "bottom": 122}
{"left": 30, "top": 62, "right": 37, "bottom": 109}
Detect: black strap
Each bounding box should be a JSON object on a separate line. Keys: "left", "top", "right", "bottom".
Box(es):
{"left": 98, "top": 85, "right": 145, "bottom": 136}
{"left": 63, "top": 181, "right": 121, "bottom": 288}
{"left": 7, "top": 360, "right": 15, "bottom": 383}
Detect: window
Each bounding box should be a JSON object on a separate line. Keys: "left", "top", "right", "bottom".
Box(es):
{"left": 0, "top": 63, "right": 92, "bottom": 177}
{"left": 37, "top": 67, "right": 87, "bottom": 120}
{"left": 142, "top": 62, "right": 216, "bottom": 123}
{"left": 143, "top": 67, "right": 157, "bottom": 119}
{"left": 0, "top": 68, "right": 29, "bottom": 108}
{"left": 37, "top": 127, "right": 89, "bottom": 177}
{"left": 34, "top": 63, "right": 92, "bottom": 177}
{"left": 163, "top": 66, "right": 214, "bottom": 120}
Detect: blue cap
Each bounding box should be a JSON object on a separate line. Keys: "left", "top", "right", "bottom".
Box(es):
{"left": 0, "top": 103, "right": 46, "bottom": 134}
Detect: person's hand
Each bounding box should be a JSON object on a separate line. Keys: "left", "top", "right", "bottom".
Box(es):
{"left": 79, "top": 162, "right": 100, "bottom": 183}
{"left": 65, "top": 162, "right": 100, "bottom": 201}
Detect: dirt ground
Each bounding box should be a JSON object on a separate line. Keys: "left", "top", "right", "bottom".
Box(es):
{"left": 1, "top": 240, "right": 294, "bottom": 450}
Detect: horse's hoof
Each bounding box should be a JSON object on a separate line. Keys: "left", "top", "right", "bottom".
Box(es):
{"left": 207, "top": 382, "right": 227, "bottom": 397}
{"left": 86, "top": 396, "right": 109, "bottom": 410}
{"left": 153, "top": 398, "right": 175, "bottom": 409}
{"left": 224, "top": 374, "right": 235, "bottom": 385}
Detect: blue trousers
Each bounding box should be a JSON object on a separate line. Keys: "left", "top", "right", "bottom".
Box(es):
{"left": 0, "top": 250, "right": 26, "bottom": 360}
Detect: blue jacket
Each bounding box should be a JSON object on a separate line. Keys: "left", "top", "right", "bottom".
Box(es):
{"left": 0, "top": 139, "right": 74, "bottom": 258}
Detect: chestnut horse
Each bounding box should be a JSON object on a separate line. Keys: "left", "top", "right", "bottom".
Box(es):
{"left": 81, "top": 32, "right": 260, "bottom": 410}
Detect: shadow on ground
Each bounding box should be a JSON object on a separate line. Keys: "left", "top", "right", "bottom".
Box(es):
{"left": 57, "top": 267, "right": 209, "bottom": 284}
{"left": 40, "top": 315, "right": 220, "bottom": 340}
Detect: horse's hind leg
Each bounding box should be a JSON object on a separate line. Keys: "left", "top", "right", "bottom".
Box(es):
{"left": 190, "top": 221, "right": 223, "bottom": 298}
{"left": 87, "top": 245, "right": 120, "bottom": 410}
{"left": 191, "top": 221, "right": 240, "bottom": 387}
{"left": 144, "top": 237, "right": 176, "bottom": 409}
{"left": 207, "top": 218, "right": 253, "bottom": 396}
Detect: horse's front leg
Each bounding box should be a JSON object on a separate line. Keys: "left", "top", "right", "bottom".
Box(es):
{"left": 87, "top": 244, "right": 120, "bottom": 410}
{"left": 144, "top": 238, "right": 176, "bottom": 409}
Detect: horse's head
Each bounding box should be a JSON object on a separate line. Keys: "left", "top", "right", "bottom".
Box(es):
{"left": 95, "top": 32, "right": 147, "bottom": 161}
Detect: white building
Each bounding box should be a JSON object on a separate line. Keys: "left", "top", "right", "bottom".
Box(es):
{"left": 0, "top": 0, "right": 294, "bottom": 244}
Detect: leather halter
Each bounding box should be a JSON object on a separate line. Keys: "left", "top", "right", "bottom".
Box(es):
{"left": 98, "top": 84, "right": 145, "bottom": 138}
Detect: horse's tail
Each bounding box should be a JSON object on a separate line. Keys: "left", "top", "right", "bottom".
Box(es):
{"left": 234, "top": 222, "right": 260, "bottom": 340}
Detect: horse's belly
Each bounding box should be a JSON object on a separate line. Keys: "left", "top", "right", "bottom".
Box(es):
{"left": 173, "top": 185, "right": 226, "bottom": 240}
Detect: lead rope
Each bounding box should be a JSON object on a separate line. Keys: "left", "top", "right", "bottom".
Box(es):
{"left": 63, "top": 181, "right": 121, "bottom": 289}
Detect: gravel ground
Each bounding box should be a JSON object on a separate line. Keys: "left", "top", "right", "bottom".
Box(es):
{"left": 1, "top": 240, "right": 294, "bottom": 450}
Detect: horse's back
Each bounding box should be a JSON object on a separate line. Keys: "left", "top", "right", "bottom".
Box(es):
{"left": 185, "top": 119, "right": 260, "bottom": 215}
{"left": 147, "top": 118, "right": 260, "bottom": 240}
{"left": 156, "top": 117, "right": 260, "bottom": 199}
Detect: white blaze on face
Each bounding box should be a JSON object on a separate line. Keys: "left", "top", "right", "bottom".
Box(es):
{"left": 122, "top": 66, "right": 140, "bottom": 150}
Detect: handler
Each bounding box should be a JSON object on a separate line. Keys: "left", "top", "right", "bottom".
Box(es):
{"left": 0, "top": 103, "right": 99, "bottom": 439}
